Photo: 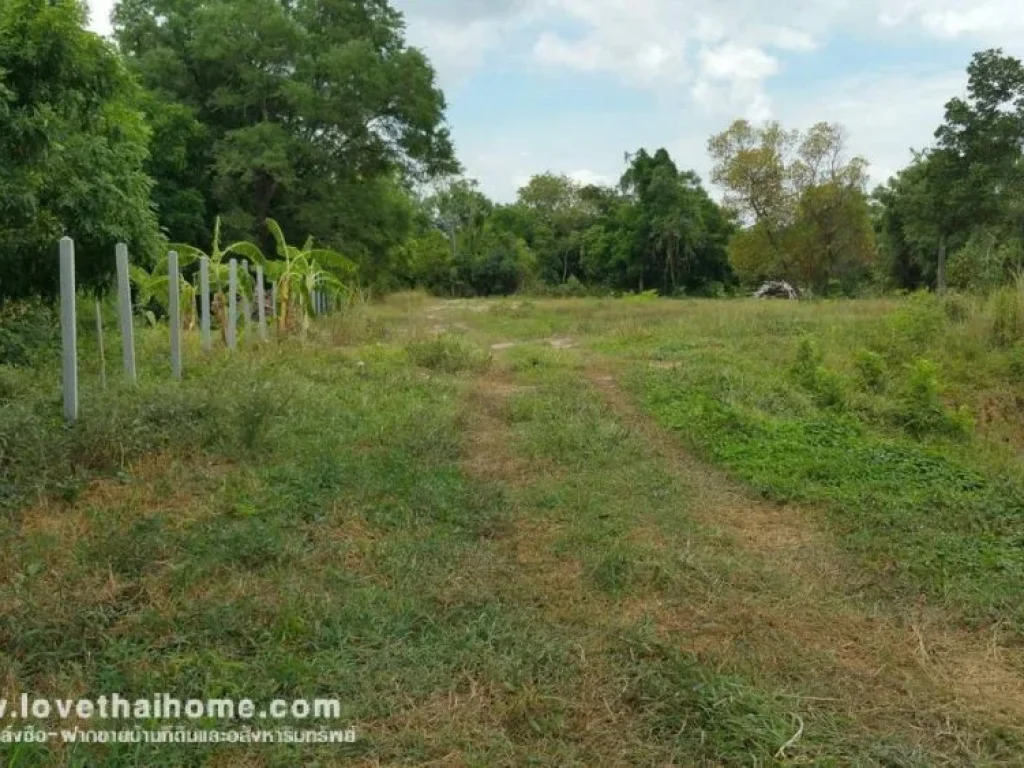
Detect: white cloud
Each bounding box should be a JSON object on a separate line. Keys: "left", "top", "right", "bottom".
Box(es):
{"left": 395, "top": 0, "right": 544, "bottom": 84}
{"left": 699, "top": 43, "right": 779, "bottom": 82}
{"left": 567, "top": 169, "right": 612, "bottom": 187}
{"left": 410, "top": 18, "right": 510, "bottom": 82}
{"left": 880, "top": 0, "right": 1024, "bottom": 43}
{"left": 80, "top": 0, "right": 1009, "bottom": 204}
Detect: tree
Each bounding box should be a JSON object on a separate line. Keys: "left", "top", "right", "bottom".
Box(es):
{"left": 114, "top": 0, "right": 458, "bottom": 266}
{"left": 0, "top": 0, "right": 162, "bottom": 299}
{"left": 708, "top": 121, "right": 796, "bottom": 248}
{"left": 516, "top": 173, "right": 587, "bottom": 284}
{"left": 620, "top": 150, "right": 733, "bottom": 294}
{"left": 708, "top": 120, "right": 875, "bottom": 290}
{"left": 875, "top": 50, "right": 1024, "bottom": 292}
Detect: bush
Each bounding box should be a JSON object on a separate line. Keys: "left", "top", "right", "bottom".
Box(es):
{"left": 947, "top": 230, "right": 1024, "bottom": 292}
{"left": 622, "top": 290, "right": 660, "bottom": 303}
{"left": 853, "top": 349, "right": 886, "bottom": 394}
{"left": 941, "top": 294, "right": 970, "bottom": 323}
{"left": 812, "top": 366, "right": 847, "bottom": 409}
{"left": 0, "top": 299, "right": 60, "bottom": 367}
{"left": 989, "top": 284, "right": 1023, "bottom": 348}
{"left": 892, "top": 359, "right": 972, "bottom": 439}
{"left": 886, "top": 291, "right": 947, "bottom": 352}
{"left": 0, "top": 365, "right": 29, "bottom": 401}
{"left": 1009, "top": 343, "right": 1024, "bottom": 382}
{"left": 699, "top": 281, "right": 728, "bottom": 299}
{"left": 549, "top": 275, "right": 590, "bottom": 298}
{"left": 406, "top": 334, "right": 492, "bottom": 373}
{"left": 791, "top": 337, "right": 846, "bottom": 408}
{"left": 792, "top": 337, "right": 823, "bottom": 389}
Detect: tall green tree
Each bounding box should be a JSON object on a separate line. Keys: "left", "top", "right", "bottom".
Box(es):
{"left": 0, "top": 0, "right": 162, "bottom": 299}
{"left": 516, "top": 173, "right": 588, "bottom": 284}
{"left": 875, "top": 49, "right": 1024, "bottom": 292}
{"left": 114, "top": 0, "right": 458, "bottom": 266}
{"left": 619, "top": 149, "right": 733, "bottom": 294}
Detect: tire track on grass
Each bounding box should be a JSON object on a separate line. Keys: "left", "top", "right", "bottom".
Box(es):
{"left": 582, "top": 362, "right": 1024, "bottom": 737}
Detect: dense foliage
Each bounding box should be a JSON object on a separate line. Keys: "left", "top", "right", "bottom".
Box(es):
{"left": 404, "top": 151, "right": 735, "bottom": 297}
{"left": 113, "top": 0, "right": 457, "bottom": 259}
{"left": 708, "top": 121, "right": 876, "bottom": 295}
{"left": 874, "top": 49, "right": 1024, "bottom": 293}
{"left": 0, "top": 0, "right": 162, "bottom": 298}
{"left": 0, "top": 0, "right": 1021, "bottom": 299}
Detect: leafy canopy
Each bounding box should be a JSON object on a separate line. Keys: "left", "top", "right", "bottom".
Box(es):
{"left": 114, "top": 0, "right": 458, "bottom": 261}
{"left": 0, "top": 0, "right": 162, "bottom": 298}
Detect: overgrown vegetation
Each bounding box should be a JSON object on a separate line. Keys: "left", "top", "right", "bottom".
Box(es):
{"left": 4, "top": 293, "right": 1024, "bottom": 764}
{"left": 4, "top": 2, "right": 1024, "bottom": 762}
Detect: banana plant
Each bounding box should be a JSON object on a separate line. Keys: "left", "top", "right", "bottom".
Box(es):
{"left": 263, "top": 218, "right": 355, "bottom": 335}
{"left": 171, "top": 217, "right": 264, "bottom": 341}
{"left": 129, "top": 252, "right": 199, "bottom": 329}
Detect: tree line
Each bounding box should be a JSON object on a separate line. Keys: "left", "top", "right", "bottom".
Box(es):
{"left": 1, "top": 0, "right": 1022, "bottom": 300}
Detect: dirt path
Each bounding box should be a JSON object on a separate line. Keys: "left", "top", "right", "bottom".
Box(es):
{"left": 458, "top": 346, "right": 1024, "bottom": 760}
{"left": 582, "top": 363, "right": 1024, "bottom": 729}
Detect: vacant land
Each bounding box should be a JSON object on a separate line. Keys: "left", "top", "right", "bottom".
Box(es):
{"left": 2, "top": 294, "right": 1024, "bottom": 765}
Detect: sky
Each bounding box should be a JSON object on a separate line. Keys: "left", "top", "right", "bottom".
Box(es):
{"left": 86, "top": 0, "right": 1024, "bottom": 202}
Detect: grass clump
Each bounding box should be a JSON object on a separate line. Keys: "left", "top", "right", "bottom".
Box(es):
{"left": 853, "top": 348, "right": 887, "bottom": 393}
{"left": 892, "top": 358, "right": 973, "bottom": 439}
{"left": 1008, "top": 342, "right": 1024, "bottom": 381}
{"left": 406, "top": 333, "right": 492, "bottom": 373}
{"left": 792, "top": 336, "right": 847, "bottom": 409}
{"left": 989, "top": 283, "right": 1024, "bottom": 347}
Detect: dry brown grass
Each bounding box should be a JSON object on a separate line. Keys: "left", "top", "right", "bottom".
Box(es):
{"left": 585, "top": 364, "right": 1024, "bottom": 742}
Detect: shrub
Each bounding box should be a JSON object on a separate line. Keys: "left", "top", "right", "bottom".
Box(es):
{"left": 622, "top": 290, "right": 660, "bottom": 303}
{"left": 941, "top": 294, "right": 970, "bottom": 323}
{"left": 406, "top": 334, "right": 491, "bottom": 373}
{"left": 549, "top": 275, "right": 589, "bottom": 298}
{"left": 812, "top": 366, "right": 847, "bottom": 409}
{"left": 888, "top": 292, "right": 948, "bottom": 348}
{"left": 1009, "top": 343, "right": 1024, "bottom": 382}
{"left": 689, "top": 280, "right": 727, "bottom": 298}
{"left": 893, "top": 359, "right": 972, "bottom": 439}
{"left": 0, "top": 299, "right": 60, "bottom": 367}
{"left": 853, "top": 349, "right": 887, "bottom": 394}
{"left": 792, "top": 337, "right": 823, "bottom": 389}
{"left": 0, "top": 365, "right": 28, "bottom": 401}
{"left": 989, "top": 284, "right": 1023, "bottom": 348}
{"left": 791, "top": 337, "right": 846, "bottom": 408}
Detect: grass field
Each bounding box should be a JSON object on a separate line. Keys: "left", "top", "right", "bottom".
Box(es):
{"left": 2, "top": 293, "right": 1024, "bottom": 765}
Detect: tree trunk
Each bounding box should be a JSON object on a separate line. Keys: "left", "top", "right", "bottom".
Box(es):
{"left": 668, "top": 237, "right": 678, "bottom": 293}
{"left": 937, "top": 235, "right": 948, "bottom": 294}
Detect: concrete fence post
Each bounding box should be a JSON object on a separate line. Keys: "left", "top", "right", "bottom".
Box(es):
{"left": 256, "top": 265, "right": 268, "bottom": 342}
{"left": 227, "top": 259, "right": 238, "bottom": 351}
{"left": 168, "top": 251, "right": 182, "bottom": 380}
{"left": 241, "top": 259, "right": 251, "bottom": 332}
{"left": 115, "top": 243, "right": 136, "bottom": 383}
{"left": 200, "top": 256, "right": 211, "bottom": 352}
{"left": 95, "top": 299, "right": 107, "bottom": 389}
{"left": 59, "top": 237, "right": 78, "bottom": 422}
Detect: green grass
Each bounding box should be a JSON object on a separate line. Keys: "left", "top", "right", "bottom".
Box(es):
{"left": 599, "top": 297, "right": 1024, "bottom": 633}
{"left": 1, "top": 293, "right": 1024, "bottom": 764}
